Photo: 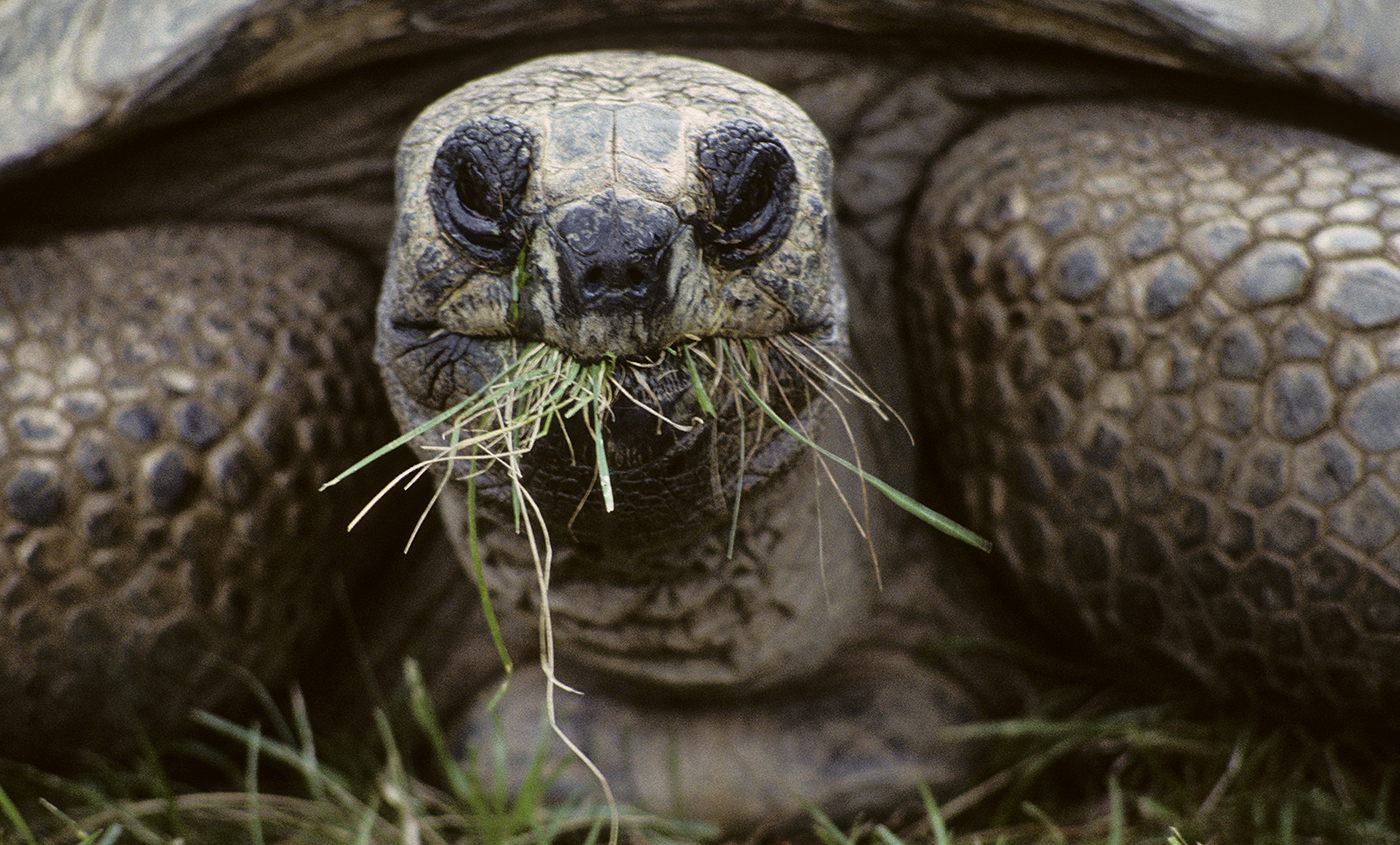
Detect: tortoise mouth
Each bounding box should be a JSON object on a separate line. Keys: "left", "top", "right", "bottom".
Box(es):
{"left": 403, "top": 330, "right": 836, "bottom": 547}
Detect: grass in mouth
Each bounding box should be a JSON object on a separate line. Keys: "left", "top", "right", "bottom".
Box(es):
{"left": 323, "top": 333, "right": 988, "bottom": 552}
{"left": 321, "top": 331, "right": 988, "bottom": 844}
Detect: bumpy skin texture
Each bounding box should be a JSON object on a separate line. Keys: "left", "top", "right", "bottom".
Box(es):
{"left": 379, "top": 52, "right": 836, "bottom": 366}
{"left": 0, "top": 224, "right": 392, "bottom": 758}
{"left": 911, "top": 102, "right": 1400, "bottom": 713}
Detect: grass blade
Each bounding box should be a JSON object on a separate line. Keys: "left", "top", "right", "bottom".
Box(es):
{"left": 873, "top": 824, "right": 905, "bottom": 845}
{"left": 0, "top": 782, "right": 38, "bottom": 845}
{"left": 90, "top": 826, "right": 124, "bottom": 845}
{"left": 320, "top": 391, "right": 475, "bottom": 492}
{"left": 1108, "top": 774, "right": 1125, "bottom": 845}
{"left": 244, "top": 723, "right": 265, "bottom": 845}
{"left": 736, "top": 340, "right": 990, "bottom": 551}
{"left": 467, "top": 466, "right": 513, "bottom": 673}
{"left": 919, "top": 782, "right": 953, "bottom": 845}
{"left": 593, "top": 365, "right": 615, "bottom": 513}
{"left": 683, "top": 345, "right": 716, "bottom": 416}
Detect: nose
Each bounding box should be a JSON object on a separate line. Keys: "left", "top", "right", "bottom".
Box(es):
{"left": 551, "top": 191, "right": 678, "bottom": 315}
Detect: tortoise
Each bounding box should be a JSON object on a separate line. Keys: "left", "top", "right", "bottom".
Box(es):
{"left": 5, "top": 0, "right": 1400, "bottom": 830}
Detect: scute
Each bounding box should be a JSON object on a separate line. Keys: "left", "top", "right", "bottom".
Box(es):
{"left": 544, "top": 103, "right": 687, "bottom": 203}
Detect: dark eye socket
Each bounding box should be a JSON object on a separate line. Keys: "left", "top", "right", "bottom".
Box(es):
{"left": 696, "top": 119, "right": 797, "bottom": 269}
{"left": 429, "top": 117, "right": 535, "bottom": 270}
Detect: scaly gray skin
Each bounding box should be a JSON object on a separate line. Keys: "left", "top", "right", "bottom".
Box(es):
{"left": 5, "top": 0, "right": 1400, "bottom": 829}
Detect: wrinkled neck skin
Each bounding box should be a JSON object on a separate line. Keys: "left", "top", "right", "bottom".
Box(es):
{"left": 434, "top": 403, "right": 884, "bottom": 697}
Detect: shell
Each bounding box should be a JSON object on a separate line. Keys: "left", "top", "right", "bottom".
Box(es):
{"left": 5, "top": 1, "right": 1400, "bottom": 182}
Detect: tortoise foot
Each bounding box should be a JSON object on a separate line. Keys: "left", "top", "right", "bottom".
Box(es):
{"left": 456, "top": 648, "right": 982, "bottom": 831}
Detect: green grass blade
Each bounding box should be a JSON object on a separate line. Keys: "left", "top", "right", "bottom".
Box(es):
{"left": 737, "top": 340, "right": 990, "bottom": 551}
{"left": 592, "top": 364, "right": 615, "bottom": 512}
{"left": 595, "top": 432, "right": 614, "bottom": 512}
{"left": 0, "top": 782, "right": 38, "bottom": 845}
{"left": 1107, "top": 774, "right": 1125, "bottom": 845}
{"left": 873, "top": 824, "right": 906, "bottom": 845}
{"left": 37, "top": 799, "right": 89, "bottom": 841}
{"left": 404, "top": 658, "right": 475, "bottom": 803}
{"left": 594, "top": 416, "right": 614, "bottom": 514}
{"left": 352, "top": 799, "right": 380, "bottom": 845}
{"left": 919, "top": 782, "right": 953, "bottom": 845}
{"left": 683, "top": 346, "right": 717, "bottom": 416}
{"left": 804, "top": 800, "right": 853, "bottom": 844}
{"left": 289, "top": 687, "right": 325, "bottom": 805}
{"left": 726, "top": 391, "right": 746, "bottom": 560}
{"left": 322, "top": 341, "right": 554, "bottom": 493}
{"left": 320, "top": 391, "right": 476, "bottom": 491}
{"left": 1020, "top": 801, "right": 1068, "bottom": 844}
{"left": 90, "top": 826, "right": 124, "bottom": 845}
{"left": 191, "top": 711, "right": 360, "bottom": 808}
{"left": 244, "top": 722, "right": 265, "bottom": 845}
{"left": 467, "top": 466, "right": 513, "bottom": 673}
{"left": 133, "top": 724, "right": 189, "bottom": 843}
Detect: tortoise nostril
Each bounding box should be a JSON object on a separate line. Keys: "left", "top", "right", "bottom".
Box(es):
{"left": 583, "top": 265, "right": 606, "bottom": 296}
{"left": 577, "top": 260, "right": 660, "bottom": 305}
{"left": 626, "top": 265, "right": 650, "bottom": 295}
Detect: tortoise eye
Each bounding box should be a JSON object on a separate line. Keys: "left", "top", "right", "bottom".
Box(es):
{"left": 429, "top": 117, "right": 534, "bottom": 270}
{"left": 696, "top": 119, "right": 797, "bottom": 269}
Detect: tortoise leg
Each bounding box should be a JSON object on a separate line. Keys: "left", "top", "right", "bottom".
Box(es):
{"left": 0, "top": 223, "right": 394, "bottom": 760}
{"left": 907, "top": 100, "right": 1400, "bottom": 713}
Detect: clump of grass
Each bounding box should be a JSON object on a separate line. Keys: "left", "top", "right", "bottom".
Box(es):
{"left": 325, "top": 332, "right": 988, "bottom": 612}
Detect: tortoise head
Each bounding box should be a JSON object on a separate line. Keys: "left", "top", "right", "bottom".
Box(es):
{"left": 376, "top": 52, "right": 847, "bottom": 546}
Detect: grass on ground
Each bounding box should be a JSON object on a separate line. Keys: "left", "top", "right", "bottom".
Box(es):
{"left": 2, "top": 648, "right": 1398, "bottom": 845}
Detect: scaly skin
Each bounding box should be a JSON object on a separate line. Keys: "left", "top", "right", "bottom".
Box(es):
{"left": 910, "top": 101, "right": 1400, "bottom": 713}
{"left": 0, "top": 224, "right": 394, "bottom": 760}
